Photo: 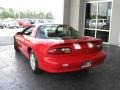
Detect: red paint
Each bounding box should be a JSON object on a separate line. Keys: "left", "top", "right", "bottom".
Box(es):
{"left": 14, "top": 25, "right": 106, "bottom": 73}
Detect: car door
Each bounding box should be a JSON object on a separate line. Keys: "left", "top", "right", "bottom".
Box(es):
{"left": 15, "top": 31, "right": 26, "bottom": 51}
{"left": 21, "top": 26, "right": 35, "bottom": 57}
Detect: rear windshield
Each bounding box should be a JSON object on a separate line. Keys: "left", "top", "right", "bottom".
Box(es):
{"left": 36, "top": 25, "right": 82, "bottom": 39}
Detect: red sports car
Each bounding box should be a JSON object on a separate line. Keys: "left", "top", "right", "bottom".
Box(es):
{"left": 14, "top": 24, "right": 106, "bottom": 73}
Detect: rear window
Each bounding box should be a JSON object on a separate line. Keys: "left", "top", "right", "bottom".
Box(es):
{"left": 36, "top": 25, "right": 82, "bottom": 39}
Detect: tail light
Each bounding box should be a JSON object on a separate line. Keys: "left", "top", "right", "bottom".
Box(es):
{"left": 48, "top": 48, "right": 72, "bottom": 54}
{"left": 96, "top": 40, "right": 103, "bottom": 50}
{"left": 98, "top": 40, "right": 103, "bottom": 44}
{"left": 96, "top": 44, "right": 103, "bottom": 50}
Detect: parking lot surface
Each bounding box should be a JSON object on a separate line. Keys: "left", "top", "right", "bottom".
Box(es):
{"left": 0, "top": 28, "right": 22, "bottom": 46}
{"left": 0, "top": 28, "right": 120, "bottom": 90}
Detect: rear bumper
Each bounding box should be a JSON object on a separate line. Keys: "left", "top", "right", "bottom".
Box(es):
{"left": 39, "top": 51, "right": 106, "bottom": 73}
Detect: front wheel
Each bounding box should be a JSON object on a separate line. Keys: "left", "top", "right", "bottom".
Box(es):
{"left": 29, "top": 51, "right": 40, "bottom": 73}
{"left": 14, "top": 38, "right": 19, "bottom": 52}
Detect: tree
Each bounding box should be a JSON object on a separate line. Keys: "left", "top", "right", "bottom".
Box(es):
{"left": 19, "top": 11, "right": 26, "bottom": 18}
{"left": 0, "top": 8, "right": 54, "bottom": 19}
{"left": 38, "top": 12, "right": 45, "bottom": 19}
{"left": 8, "top": 8, "right": 14, "bottom": 18}
{"left": 0, "top": 10, "right": 10, "bottom": 19}
{"left": 46, "top": 12, "right": 54, "bottom": 19}
{"left": 0, "top": 8, "right": 14, "bottom": 19}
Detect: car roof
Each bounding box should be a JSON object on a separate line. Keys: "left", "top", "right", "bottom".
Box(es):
{"left": 35, "top": 24, "right": 70, "bottom": 27}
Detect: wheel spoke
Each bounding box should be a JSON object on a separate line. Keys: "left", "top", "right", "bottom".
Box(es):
{"left": 30, "top": 53, "right": 36, "bottom": 71}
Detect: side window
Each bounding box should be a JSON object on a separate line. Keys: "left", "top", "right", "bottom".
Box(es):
{"left": 35, "top": 26, "right": 47, "bottom": 38}
{"left": 23, "top": 26, "right": 34, "bottom": 36}
{"left": 56, "top": 26, "right": 67, "bottom": 36}
{"left": 47, "top": 26, "right": 56, "bottom": 37}
{"left": 91, "top": 20, "right": 96, "bottom": 23}
{"left": 36, "top": 26, "right": 58, "bottom": 38}
{"left": 98, "top": 20, "right": 103, "bottom": 23}
{"left": 57, "top": 27, "right": 64, "bottom": 32}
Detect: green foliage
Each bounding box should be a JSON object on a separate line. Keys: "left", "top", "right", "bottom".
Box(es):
{"left": 38, "top": 12, "right": 45, "bottom": 19}
{"left": 0, "top": 8, "right": 54, "bottom": 19}
{"left": 0, "top": 8, "right": 14, "bottom": 18}
{"left": 46, "top": 12, "right": 54, "bottom": 19}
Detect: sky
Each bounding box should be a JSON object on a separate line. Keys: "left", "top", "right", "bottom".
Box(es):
{"left": 0, "top": 0, "right": 64, "bottom": 23}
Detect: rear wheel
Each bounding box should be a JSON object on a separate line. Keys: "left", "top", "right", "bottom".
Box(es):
{"left": 29, "top": 51, "right": 40, "bottom": 74}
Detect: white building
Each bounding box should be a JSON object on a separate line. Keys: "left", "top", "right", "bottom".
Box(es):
{"left": 63, "top": 0, "right": 120, "bottom": 46}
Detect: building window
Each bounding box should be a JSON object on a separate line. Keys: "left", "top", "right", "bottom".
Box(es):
{"left": 84, "top": 1, "right": 112, "bottom": 42}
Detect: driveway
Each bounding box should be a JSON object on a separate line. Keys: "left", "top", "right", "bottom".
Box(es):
{"left": 0, "top": 28, "right": 22, "bottom": 46}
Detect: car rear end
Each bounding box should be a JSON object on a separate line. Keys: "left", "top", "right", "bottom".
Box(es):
{"left": 38, "top": 37, "right": 106, "bottom": 73}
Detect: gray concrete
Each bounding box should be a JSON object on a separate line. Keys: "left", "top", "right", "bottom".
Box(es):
{"left": 0, "top": 28, "right": 23, "bottom": 46}
{"left": 79, "top": 0, "right": 85, "bottom": 36}
{"left": 109, "top": 0, "right": 120, "bottom": 45}
{"left": 70, "top": 0, "right": 80, "bottom": 30}
{"left": 0, "top": 36, "right": 13, "bottom": 46}
{"left": 0, "top": 28, "right": 120, "bottom": 90}
{"left": 63, "top": 0, "right": 71, "bottom": 25}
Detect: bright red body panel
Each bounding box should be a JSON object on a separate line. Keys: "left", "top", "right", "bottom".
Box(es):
{"left": 14, "top": 25, "right": 106, "bottom": 73}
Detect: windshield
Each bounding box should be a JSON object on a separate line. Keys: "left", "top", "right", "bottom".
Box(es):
{"left": 36, "top": 25, "right": 82, "bottom": 39}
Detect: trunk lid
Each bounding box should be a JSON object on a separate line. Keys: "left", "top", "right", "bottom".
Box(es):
{"left": 48, "top": 36, "right": 103, "bottom": 55}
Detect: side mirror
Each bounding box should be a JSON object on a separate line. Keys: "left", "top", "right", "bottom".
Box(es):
{"left": 16, "top": 32, "right": 23, "bottom": 35}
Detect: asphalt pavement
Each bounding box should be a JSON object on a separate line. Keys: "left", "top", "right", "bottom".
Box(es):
{"left": 0, "top": 28, "right": 22, "bottom": 46}
{"left": 0, "top": 28, "right": 120, "bottom": 90}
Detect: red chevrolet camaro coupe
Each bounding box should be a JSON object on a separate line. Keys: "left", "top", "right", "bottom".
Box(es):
{"left": 14, "top": 24, "right": 106, "bottom": 73}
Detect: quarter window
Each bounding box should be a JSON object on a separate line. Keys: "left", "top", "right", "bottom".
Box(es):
{"left": 23, "top": 26, "right": 34, "bottom": 36}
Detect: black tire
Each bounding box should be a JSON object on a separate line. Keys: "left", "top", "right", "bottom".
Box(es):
{"left": 0, "top": 26, "right": 3, "bottom": 29}
{"left": 14, "top": 38, "right": 19, "bottom": 52}
{"left": 29, "top": 50, "right": 40, "bottom": 74}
